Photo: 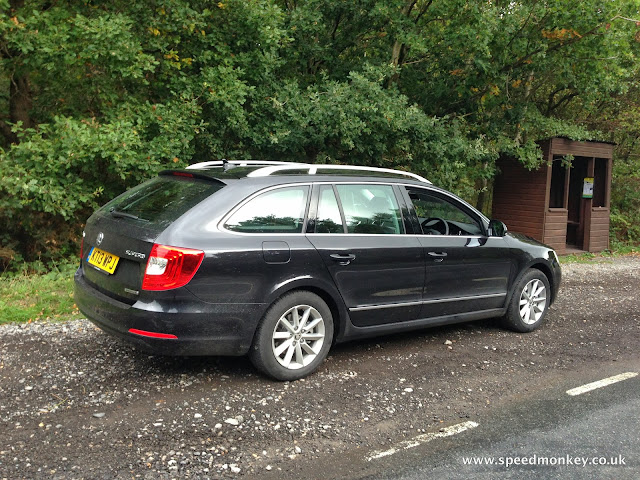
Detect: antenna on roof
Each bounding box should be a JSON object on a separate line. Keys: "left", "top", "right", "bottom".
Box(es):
{"left": 222, "top": 159, "right": 235, "bottom": 171}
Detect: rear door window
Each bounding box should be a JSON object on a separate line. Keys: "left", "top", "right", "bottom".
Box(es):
{"left": 315, "top": 185, "right": 345, "bottom": 233}
{"left": 335, "top": 184, "right": 404, "bottom": 234}
{"left": 224, "top": 186, "right": 310, "bottom": 233}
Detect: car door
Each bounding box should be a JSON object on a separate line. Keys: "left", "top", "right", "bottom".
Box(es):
{"left": 403, "top": 186, "right": 514, "bottom": 319}
{"left": 306, "top": 183, "right": 425, "bottom": 327}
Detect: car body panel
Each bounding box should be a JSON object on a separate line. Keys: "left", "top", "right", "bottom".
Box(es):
{"left": 82, "top": 213, "right": 158, "bottom": 303}
{"left": 75, "top": 268, "right": 261, "bottom": 355}
{"left": 418, "top": 235, "right": 513, "bottom": 318}
{"left": 307, "top": 233, "right": 425, "bottom": 326}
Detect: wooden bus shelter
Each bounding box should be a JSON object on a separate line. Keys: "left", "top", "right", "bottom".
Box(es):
{"left": 492, "top": 137, "right": 613, "bottom": 255}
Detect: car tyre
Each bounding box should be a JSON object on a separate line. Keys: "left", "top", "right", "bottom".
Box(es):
{"left": 250, "top": 291, "right": 334, "bottom": 381}
{"left": 502, "top": 268, "right": 551, "bottom": 333}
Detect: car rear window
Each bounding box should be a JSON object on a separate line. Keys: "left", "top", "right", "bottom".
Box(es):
{"left": 101, "top": 175, "right": 223, "bottom": 227}
{"left": 224, "top": 186, "right": 309, "bottom": 233}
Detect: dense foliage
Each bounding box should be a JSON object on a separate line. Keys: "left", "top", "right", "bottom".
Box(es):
{"left": 1, "top": 0, "right": 639, "bottom": 267}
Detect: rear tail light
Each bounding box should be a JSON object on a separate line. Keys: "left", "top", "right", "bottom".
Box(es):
{"left": 80, "top": 231, "right": 85, "bottom": 259}
{"left": 142, "top": 244, "right": 205, "bottom": 291}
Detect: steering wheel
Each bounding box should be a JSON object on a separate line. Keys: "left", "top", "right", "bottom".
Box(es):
{"left": 421, "top": 217, "right": 449, "bottom": 235}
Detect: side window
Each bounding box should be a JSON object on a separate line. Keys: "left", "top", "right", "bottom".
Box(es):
{"left": 315, "top": 186, "right": 344, "bottom": 233}
{"left": 407, "top": 188, "right": 482, "bottom": 236}
{"left": 335, "top": 184, "right": 404, "bottom": 234}
{"left": 225, "top": 186, "right": 309, "bottom": 233}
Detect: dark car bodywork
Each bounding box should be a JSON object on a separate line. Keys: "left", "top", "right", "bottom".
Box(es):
{"left": 75, "top": 168, "right": 561, "bottom": 358}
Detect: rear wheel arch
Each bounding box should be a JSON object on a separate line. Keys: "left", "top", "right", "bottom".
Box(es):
{"left": 300, "top": 286, "right": 343, "bottom": 341}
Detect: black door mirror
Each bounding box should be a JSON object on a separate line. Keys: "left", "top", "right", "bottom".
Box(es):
{"left": 488, "top": 219, "right": 508, "bottom": 237}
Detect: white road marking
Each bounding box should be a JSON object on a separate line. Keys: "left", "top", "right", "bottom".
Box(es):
{"left": 566, "top": 372, "right": 638, "bottom": 397}
{"left": 366, "top": 421, "right": 479, "bottom": 461}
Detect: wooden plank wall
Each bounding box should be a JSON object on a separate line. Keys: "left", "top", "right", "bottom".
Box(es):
{"left": 543, "top": 210, "right": 569, "bottom": 254}
{"left": 549, "top": 138, "right": 614, "bottom": 159}
{"left": 492, "top": 158, "right": 547, "bottom": 241}
{"left": 586, "top": 208, "right": 610, "bottom": 252}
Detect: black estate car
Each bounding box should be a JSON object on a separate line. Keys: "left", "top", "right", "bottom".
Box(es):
{"left": 75, "top": 161, "right": 561, "bottom": 380}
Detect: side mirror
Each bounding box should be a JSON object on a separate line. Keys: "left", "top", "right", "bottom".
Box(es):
{"left": 488, "top": 219, "right": 508, "bottom": 237}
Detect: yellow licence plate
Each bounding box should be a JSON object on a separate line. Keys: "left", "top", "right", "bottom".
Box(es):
{"left": 87, "top": 247, "right": 120, "bottom": 274}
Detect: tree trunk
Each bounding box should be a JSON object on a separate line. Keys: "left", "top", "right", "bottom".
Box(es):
{"left": 0, "top": 74, "right": 32, "bottom": 145}
{"left": 10, "top": 74, "right": 33, "bottom": 125}
{"left": 386, "top": 41, "right": 407, "bottom": 88}
{"left": 386, "top": 1, "right": 416, "bottom": 88}
{"left": 0, "top": 0, "right": 31, "bottom": 145}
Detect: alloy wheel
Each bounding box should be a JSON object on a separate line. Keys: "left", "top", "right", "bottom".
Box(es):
{"left": 271, "top": 304, "right": 326, "bottom": 370}
{"left": 519, "top": 279, "right": 547, "bottom": 325}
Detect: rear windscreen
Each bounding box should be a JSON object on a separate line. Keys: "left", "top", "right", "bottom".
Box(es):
{"left": 101, "top": 175, "right": 223, "bottom": 226}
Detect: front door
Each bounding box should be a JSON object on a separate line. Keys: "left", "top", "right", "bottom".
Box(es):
{"left": 404, "top": 186, "right": 513, "bottom": 319}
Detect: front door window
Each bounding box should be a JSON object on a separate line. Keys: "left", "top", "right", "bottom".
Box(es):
{"left": 407, "top": 189, "right": 482, "bottom": 236}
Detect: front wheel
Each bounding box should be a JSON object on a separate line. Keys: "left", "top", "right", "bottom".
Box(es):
{"left": 502, "top": 269, "right": 550, "bottom": 333}
{"left": 250, "top": 291, "right": 334, "bottom": 381}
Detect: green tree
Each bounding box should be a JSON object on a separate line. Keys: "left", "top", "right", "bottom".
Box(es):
{"left": 0, "top": 0, "right": 287, "bottom": 262}
{"left": 1, "top": 0, "right": 639, "bottom": 267}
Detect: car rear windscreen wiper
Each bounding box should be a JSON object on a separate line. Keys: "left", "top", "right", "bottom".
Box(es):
{"left": 110, "top": 208, "right": 143, "bottom": 220}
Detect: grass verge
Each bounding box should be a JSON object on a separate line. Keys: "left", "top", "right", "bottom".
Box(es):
{"left": 559, "top": 243, "right": 640, "bottom": 264}
{"left": 0, "top": 261, "right": 82, "bottom": 325}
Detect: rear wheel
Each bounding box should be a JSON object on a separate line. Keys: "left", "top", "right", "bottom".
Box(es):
{"left": 503, "top": 269, "right": 550, "bottom": 332}
{"left": 250, "top": 291, "right": 334, "bottom": 381}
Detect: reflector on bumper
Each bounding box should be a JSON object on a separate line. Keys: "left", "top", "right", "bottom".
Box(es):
{"left": 128, "top": 328, "right": 178, "bottom": 339}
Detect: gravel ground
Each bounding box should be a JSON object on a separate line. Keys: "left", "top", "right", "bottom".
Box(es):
{"left": 1, "top": 256, "right": 639, "bottom": 479}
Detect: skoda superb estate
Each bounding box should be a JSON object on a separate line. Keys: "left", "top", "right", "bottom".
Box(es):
{"left": 75, "top": 161, "right": 561, "bottom": 380}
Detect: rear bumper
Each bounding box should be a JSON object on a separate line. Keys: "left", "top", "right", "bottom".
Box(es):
{"left": 74, "top": 268, "right": 265, "bottom": 356}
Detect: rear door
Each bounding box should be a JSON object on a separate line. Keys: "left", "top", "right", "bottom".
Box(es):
{"left": 402, "top": 186, "right": 513, "bottom": 318}
{"left": 306, "top": 183, "right": 424, "bottom": 327}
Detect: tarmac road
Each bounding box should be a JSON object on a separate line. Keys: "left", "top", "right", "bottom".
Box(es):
{"left": 344, "top": 360, "right": 640, "bottom": 479}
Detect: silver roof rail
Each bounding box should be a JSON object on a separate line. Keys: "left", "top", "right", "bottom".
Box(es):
{"left": 186, "top": 160, "right": 304, "bottom": 170}
{"left": 247, "top": 164, "right": 431, "bottom": 183}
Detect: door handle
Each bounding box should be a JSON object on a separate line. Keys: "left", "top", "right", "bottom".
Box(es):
{"left": 428, "top": 251, "right": 447, "bottom": 262}
{"left": 330, "top": 253, "right": 356, "bottom": 265}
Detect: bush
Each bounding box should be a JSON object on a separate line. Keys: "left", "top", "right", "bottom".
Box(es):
{"left": 610, "top": 158, "right": 640, "bottom": 245}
